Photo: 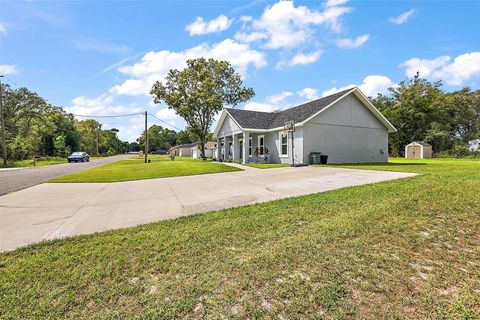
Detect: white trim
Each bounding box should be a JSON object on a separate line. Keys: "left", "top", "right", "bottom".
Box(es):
{"left": 279, "top": 132, "right": 289, "bottom": 158}
{"left": 257, "top": 135, "right": 265, "bottom": 156}
{"left": 213, "top": 109, "right": 245, "bottom": 138}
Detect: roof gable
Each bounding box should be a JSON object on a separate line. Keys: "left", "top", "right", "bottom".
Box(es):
{"left": 214, "top": 87, "right": 396, "bottom": 136}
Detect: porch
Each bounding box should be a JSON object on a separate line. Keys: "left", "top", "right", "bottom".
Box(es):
{"left": 216, "top": 132, "right": 268, "bottom": 164}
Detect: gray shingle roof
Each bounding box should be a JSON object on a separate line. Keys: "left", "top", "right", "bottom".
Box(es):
{"left": 225, "top": 88, "right": 353, "bottom": 130}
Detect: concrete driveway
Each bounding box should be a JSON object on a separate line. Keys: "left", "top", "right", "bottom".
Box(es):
{"left": 0, "top": 166, "right": 416, "bottom": 252}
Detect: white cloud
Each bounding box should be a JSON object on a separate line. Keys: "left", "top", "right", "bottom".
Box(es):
{"left": 66, "top": 94, "right": 142, "bottom": 117}
{"left": 110, "top": 39, "right": 267, "bottom": 96}
{"left": 156, "top": 107, "right": 179, "bottom": 121}
{"left": 336, "top": 34, "right": 369, "bottom": 48}
{"left": 0, "top": 64, "right": 17, "bottom": 75}
{"left": 237, "top": 0, "right": 352, "bottom": 49}
{"left": 322, "top": 75, "right": 394, "bottom": 97}
{"left": 389, "top": 9, "right": 415, "bottom": 25}
{"left": 243, "top": 102, "right": 277, "bottom": 112}
{"left": 266, "top": 91, "right": 293, "bottom": 104}
{"left": 234, "top": 31, "right": 267, "bottom": 43}
{"left": 400, "top": 52, "right": 480, "bottom": 85}
{"left": 290, "top": 50, "right": 323, "bottom": 65}
{"left": 432, "top": 52, "right": 480, "bottom": 85}
{"left": 297, "top": 88, "right": 319, "bottom": 100}
{"left": 324, "top": 0, "right": 349, "bottom": 8}
{"left": 400, "top": 56, "right": 450, "bottom": 78}
{"left": 0, "top": 22, "right": 6, "bottom": 34}
{"left": 185, "top": 15, "right": 233, "bottom": 35}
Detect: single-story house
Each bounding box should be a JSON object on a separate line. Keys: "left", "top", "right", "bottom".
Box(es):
{"left": 169, "top": 143, "right": 197, "bottom": 157}
{"left": 468, "top": 139, "right": 480, "bottom": 152}
{"left": 192, "top": 141, "right": 216, "bottom": 159}
{"left": 405, "top": 141, "right": 432, "bottom": 159}
{"left": 213, "top": 87, "right": 396, "bottom": 164}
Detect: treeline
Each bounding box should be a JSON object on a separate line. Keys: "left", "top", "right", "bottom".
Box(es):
{"left": 1, "top": 84, "right": 129, "bottom": 162}
{"left": 372, "top": 74, "right": 480, "bottom": 157}
{"left": 136, "top": 125, "right": 212, "bottom": 152}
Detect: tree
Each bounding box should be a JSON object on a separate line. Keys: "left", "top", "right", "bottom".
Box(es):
{"left": 150, "top": 58, "right": 255, "bottom": 159}
{"left": 137, "top": 125, "right": 178, "bottom": 152}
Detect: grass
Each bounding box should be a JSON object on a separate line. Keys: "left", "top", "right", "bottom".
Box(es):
{"left": 242, "top": 162, "right": 290, "bottom": 169}
{"left": 7, "top": 156, "right": 67, "bottom": 168}
{"left": 49, "top": 155, "right": 242, "bottom": 182}
{"left": 1, "top": 158, "right": 479, "bottom": 319}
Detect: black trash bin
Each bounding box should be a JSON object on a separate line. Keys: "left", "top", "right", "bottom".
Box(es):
{"left": 320, "top": 155, "right": 328, "bottom": 164}
{"left": 309, "top": 152, "right": 322, "bottom": 164}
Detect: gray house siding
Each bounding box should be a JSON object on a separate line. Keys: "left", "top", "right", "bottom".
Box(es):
{"left": 245, "top": 128, "right": 304, "bottom": 164}
{"left": 217, "top": 116, "right": 242, "bottom": 137}
{"left": 302, "top": 94, "right": 388, "bottom": 164}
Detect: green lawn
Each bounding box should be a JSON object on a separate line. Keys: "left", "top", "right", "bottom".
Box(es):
{"left": 49, "top": 155, "right": 242, "bottom": 182}
{"left": 242, "top": 162, "right": 290, "bottom": 169}
{"left": 1, "top": 159, "right": 479, "bottom": 319}
{"left": 7, "top": 156, "right": 66, "bottom": 168}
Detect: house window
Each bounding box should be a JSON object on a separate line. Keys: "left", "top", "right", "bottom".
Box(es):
{"left": 258, "top": 135, "right": 264, "bottom": 155}
{"left": 280, "top": 133, "right": 288, "bottom": 157}
{"left": 249, "top": 137, "right": 252, "bottom": 157}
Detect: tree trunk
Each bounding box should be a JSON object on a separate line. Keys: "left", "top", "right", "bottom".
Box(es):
{"left": 200, "top": 141, "right": 206, "bottom": 160}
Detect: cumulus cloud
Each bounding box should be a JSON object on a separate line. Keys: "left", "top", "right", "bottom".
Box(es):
{"left": 243, "top": 102, "right": 277, "bottom": 112}
{"left": 389, "top": 9, "right": 415, "bottom": 25}
{"left": 66, "top": 94, "right": 142, "bottom": 117}
{"left": 235, "top": 0, "right": 352, "bottom": 49}
{"left": 400, "top": 52, "right": 480, "bottom": 85}
{"left": 297, "top": 88, "right": 319, "bottom": 100}
{"left": 322, "top": 75, "right": 395, "bottom": 97}
{"left": 156, "top": 107, "right": 179, "bottom": 121}
{"left": 400, "top": 56, "right": 450, "bottom": 78}
{"left": 185, "top": 14, "right": 233, "bottom": 35}
{"left": 0, "top": 64, "right": 17, "bottom": 75}
{"left": 290, "top": 50, "right": 323, "bottom": 65}
{"left": 266, "top": 91, "right": 293, "bottom": 104}
{"left": 336, "top": 34, "right": 369, "bottom": 48}
{"left": 110, "top": 39, "right": 267, "bottom": 96}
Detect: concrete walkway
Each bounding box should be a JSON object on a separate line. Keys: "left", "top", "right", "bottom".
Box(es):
{"left": 0, "top": 166, "right": 416, "bottom": 252}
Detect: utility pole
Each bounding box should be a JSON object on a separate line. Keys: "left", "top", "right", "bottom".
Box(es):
{"left": 0, "top": 75, "right": 7, "bottom": 168}
{"left": 144, "top": 111, "right": 148, "bottom": 163}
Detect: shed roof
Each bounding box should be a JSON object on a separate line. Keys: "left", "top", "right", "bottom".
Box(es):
{"left": 407, "top": 141, "right": 432, "bottom": 147}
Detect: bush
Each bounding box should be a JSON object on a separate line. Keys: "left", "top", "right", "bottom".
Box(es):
{"left": 170, "top": 153, "right": 176, "bottom": 161}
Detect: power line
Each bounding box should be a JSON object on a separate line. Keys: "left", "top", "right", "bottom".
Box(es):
{"left": 71, "top": 112, "right": 144, "bottom": 118}
{"left": 147, "top": 112, "right": 182, "bottom": 131}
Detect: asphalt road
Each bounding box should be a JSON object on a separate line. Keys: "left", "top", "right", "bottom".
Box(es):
{"left": 0, "top": 155, "right": 129, "bottom": 196}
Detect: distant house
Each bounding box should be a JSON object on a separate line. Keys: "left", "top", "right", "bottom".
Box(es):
{"left": 213, "top": 87, "right": 396, "bottom": 164}
{"left": 169, "top": 143, "right": 197, "bottom": 157}
{"left": 468, "top": 139, "right": 480, "bottom": 152}
{"left": 405, "top": 141, "right": 432, "bottom": 159}
{"left": 192, "top": 141, "right": 217, "bottom": 159}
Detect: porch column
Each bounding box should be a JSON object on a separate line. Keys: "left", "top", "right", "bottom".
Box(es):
{"left": 223, "top": 136, "right": 229, "bottom": 161}
{"left": 242, "top": 132, "right": 249, "bottom": 164}
{"left": 232, "top": 134, "right": 238, "bottom": 162}
{"left": 216, "top": 137, "right": 221, "bottom": 160}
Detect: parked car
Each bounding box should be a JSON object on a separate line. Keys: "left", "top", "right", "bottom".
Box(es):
{"left": 151, "top": 150, "right": 167, "bottom": 155}
{"left": 68, "top": 152, "right": 90, "bottom": 163}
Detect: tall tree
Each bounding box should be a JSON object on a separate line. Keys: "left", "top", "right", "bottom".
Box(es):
{"left": 150, "top": 58, "right": 255, "bottom": 158}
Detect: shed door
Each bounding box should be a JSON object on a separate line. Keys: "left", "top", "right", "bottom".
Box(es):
{"left": 407, "top": 146, "right": 414, "bottom": 159}
{"left": 414, "top": 146, "right": 421, "bottom": 159}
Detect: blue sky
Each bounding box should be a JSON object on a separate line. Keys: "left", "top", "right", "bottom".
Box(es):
{"left": 1, "top": 0, "right": 479, "bottom": 141}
